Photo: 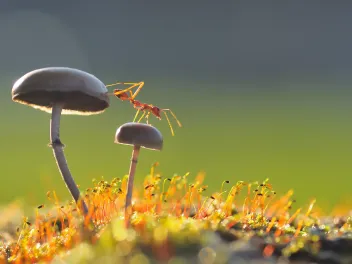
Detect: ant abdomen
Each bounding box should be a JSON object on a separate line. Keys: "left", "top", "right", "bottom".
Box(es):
{"left": 113, "top": 89, "right": 129, "bottom": 100}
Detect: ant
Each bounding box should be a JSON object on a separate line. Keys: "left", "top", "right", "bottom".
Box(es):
{"left": 106, "top": 81, "right": 182, "bottom": 136}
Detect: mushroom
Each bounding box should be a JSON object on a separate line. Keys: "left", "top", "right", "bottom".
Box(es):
{"left": 11, "top": 67, "right": 109, "bottom": 215}
{"left": 114, "top": 122, "right": 163, "bottom": 225}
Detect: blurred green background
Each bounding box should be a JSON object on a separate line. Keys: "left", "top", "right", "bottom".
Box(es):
{"left": 1, "top": 2, "right": 352, "bottom": 213}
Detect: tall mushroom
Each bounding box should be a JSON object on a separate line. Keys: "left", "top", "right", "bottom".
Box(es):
{"left": 114, "top": 122, "right": 163, "bottom": 226}
{"left": 11, "top": 67, "right": 109, "bottom": 215}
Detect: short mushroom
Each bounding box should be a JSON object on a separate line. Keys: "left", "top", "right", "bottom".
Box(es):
{"left": 114, "top": 122, "right": 163, "bottom": 225}
{"left": 12, "top": 67, "right": 109, "bottom": 215}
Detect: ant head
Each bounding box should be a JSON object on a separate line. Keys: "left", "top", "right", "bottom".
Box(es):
{"left": 151, "top": 106, "right": 161, "bottom": 119}
{"left": 113, "top": 89, "right": 129, "bottom": 100}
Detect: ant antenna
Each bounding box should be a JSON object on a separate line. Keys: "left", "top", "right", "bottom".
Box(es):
{"left": 162, "top": 111, "right": 175, "bottom": 136}
{"left": 161, "top": 109, "right": 182, "bottom": 136}
{"left": 163, "top": 109, "right": 182, "bottom": 127}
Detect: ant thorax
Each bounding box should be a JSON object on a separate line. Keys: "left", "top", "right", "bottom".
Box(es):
{"left": 133, "top": 100, "right": 143, "bottom": 107}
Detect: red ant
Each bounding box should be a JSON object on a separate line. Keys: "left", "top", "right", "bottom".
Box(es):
{"left": 106, "top": 82, "right": 182, "bottom": 136}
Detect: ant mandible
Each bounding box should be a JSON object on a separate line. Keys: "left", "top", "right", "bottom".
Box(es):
{"left": 106, "top": 81, "right": 182, "bottom": 136}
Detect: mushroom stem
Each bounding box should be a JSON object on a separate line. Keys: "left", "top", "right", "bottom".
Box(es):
{"left": 125, "top": 145, "right": 140, "bottom": 226}
{"left": 50, "top": 102, "right": 89, "bottom": 215}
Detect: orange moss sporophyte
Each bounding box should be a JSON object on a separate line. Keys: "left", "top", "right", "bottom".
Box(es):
{"left": 0, "top": 165, "right": 351, "bottom": 263}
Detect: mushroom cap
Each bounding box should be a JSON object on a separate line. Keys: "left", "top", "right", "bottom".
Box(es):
{"left": 115, "top": 122, "right": 163, "bottom": 151}
{"left": 11, "top": 67, "right": 109, "bottom": 115}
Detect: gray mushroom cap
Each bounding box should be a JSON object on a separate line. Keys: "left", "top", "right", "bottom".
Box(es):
{"left": 11, "top": 67, "right": 109, "bottom": 115}
{"left": 115, "top": 122, "right": 163, "bottom": 151}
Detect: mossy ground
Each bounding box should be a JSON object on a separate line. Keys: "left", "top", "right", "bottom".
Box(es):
{"left": 0, "top": 163, "right": 351, "bottom": 264}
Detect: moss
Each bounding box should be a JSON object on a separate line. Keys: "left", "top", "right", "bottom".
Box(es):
{"left": 0, "top": 166, "right": 351, "bottom": 263}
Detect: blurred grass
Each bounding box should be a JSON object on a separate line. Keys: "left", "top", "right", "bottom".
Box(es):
{"left": 1, "top": 77, "right": 352, "bottom": 213}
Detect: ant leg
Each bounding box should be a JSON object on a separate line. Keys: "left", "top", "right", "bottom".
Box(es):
{"left": 105, "top": 82, "right": 123, "bottom": 88}
{"left": 130, "top": 82, "right": 145, "bottom": 100}
{"left": 145, "top": 112, "right": 151, "bottom": 124}
{"left": 137, "top": 111, "right": 147, "bottom": 123}
{"left": 163, "top": 111, "right": 175, "bottom": 136}
{"left": 106, "top": 82, "right": 143, "bottom": 98}
{"left": 107, "top": 89, "right": 134, "bottom": 99}
{"left": 117, "top": 82, "right": 144, "bottom": 98}
{"left": 114, "top": 83, "right": 140, "bottom": 97}
{"left": 133, "top": 109, "right": 141, "bottom": 122}
{"left": 163, "top": 109, "right": 182, "bottom": 127}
